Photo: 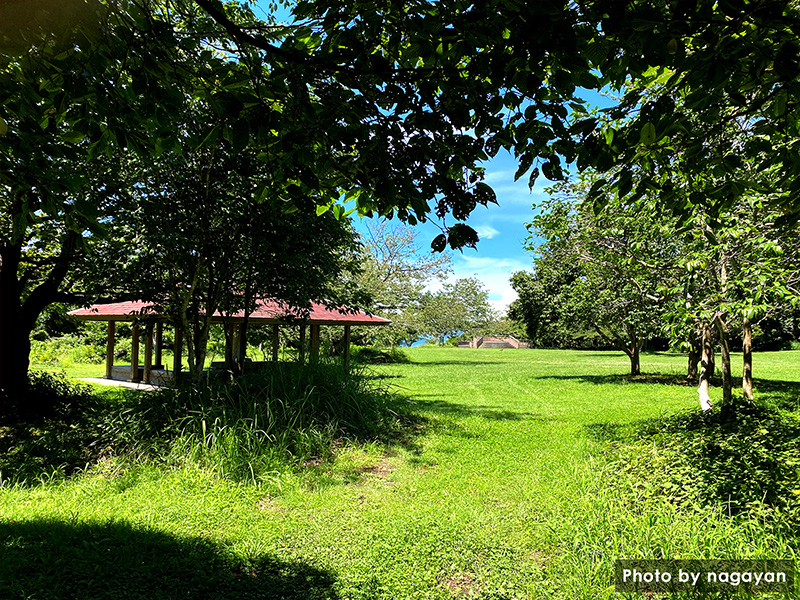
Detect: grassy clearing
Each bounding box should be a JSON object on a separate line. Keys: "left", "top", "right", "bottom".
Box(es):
{"left": 1, "top": 347, "right": 799, "bottom": 599}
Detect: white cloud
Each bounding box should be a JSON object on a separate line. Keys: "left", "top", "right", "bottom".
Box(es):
{"left": 426, "top": 254, "right": 530, "bottom": 313}
{"left": 483, "top": 169, "right": 517, "bottom": 184}
{"left": 474, "top": 225, "right": 500, "bottom": 240}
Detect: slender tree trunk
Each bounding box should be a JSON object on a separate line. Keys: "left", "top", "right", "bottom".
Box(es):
{"left": 235, "top": 281, "right": 252, "bottom": 376}
{"left": 182, "top": 311, "right": 211, "bottom": 385}
{"left": 623, "top": 323, "right": 642, "bottom": 375}
{"left": 686, "top": 327, "right": 701, "bottom": 381}
{"left": 714, "top": 314, "right": 732, "bottom": 405}
{"left": 223, "top": 321, "right": 235, "bottom": 377}
{"left": 0, "top": 244, "right": 27, "bottom": 405}
{"left": 237, "top": 320, "right": 248, "bottom": 374}
{"left": 742, "top": 315, "right": 753, "bottom": 401}
{"left": 697, "top": 321, "right": 714, "bottom": 412}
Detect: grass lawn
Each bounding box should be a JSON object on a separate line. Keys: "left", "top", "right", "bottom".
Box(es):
{"left": 2, "top": 347, "right": 799, "bottom": 599}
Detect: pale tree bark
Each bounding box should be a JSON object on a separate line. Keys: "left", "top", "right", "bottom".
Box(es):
{"left": 742, "top": 315, "right": 753, "bottom": 401}
{"left": 697, "top": 321, "right": 714, "bottom": 412}
{"left": 714, "top": 314, "right": 732, "bottom": 405}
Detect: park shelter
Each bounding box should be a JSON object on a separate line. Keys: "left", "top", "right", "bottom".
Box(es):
{"left": 69, "top": 300, "right": 390, "bottom": 384}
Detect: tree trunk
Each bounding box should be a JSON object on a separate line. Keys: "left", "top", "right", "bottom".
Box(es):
{"left": 0, "top": 288, "right": 32, "bottom": 400}
{"left": 624, "top": 322, "right": 641, "bottom": 375}
{"left": 237, "top": 320, "right": 248, "bottom": 374}
{"left": 714, "top": 314, "right": 732, "bottom": 405}
{"left": 0, "top": 243, "right": 35, "bottom": 413}
{"left": 182, "top": 311, "right": 210, "bottom": 385}
{"left": 697, "top": 321, "right": 714, "bottom": 412}
{"left": 742, "top": 315, "right": 753, "bottom": 401}
{"left": 686, "top": 327, "right": 701, "bottom": 381}
{"left": 187, "top": 334, "right": 208, "bottom": 384}
{"left": 593, "top": 323, "right": 641, "bottom": 375}
{"left": 628, "top": 343, "right": 641, "bottom": 376}
{"left": 223, "top": 321, "right": 236, "bottom": 377}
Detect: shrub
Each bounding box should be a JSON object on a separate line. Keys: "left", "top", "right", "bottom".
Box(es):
{"left": 30, "top": 336, "right": 104, "bottom": 366}
{"left": 350, "top": 345, "right": 412, "bottom": 364}
{"left": 606, "top": 399, "right": 800, "bottom": 529}
{"left": 0, "top": 371, "right": 108, "bottom": 484}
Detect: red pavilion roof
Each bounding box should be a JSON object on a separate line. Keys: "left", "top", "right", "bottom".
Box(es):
{"left": 69, "top": 299, "right": 390, "bottom": 326}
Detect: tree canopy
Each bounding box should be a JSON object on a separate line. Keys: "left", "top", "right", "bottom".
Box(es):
{"left": 4, "top": 0, "right": 800, "bottom": 411}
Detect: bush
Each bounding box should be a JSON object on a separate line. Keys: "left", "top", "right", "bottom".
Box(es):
{"left": 350, "top": 345, "right": 412, "bottom": 364}
{"left": 159, "top": 362, "right": 406, "bottom": 483}
{"left": 606, "top": 399, "right": 800, "bottom": 530}
{"left": 30, "top": 336, "right": 105, "bottom": 366}
{"left": 0, "top": 371, "right": 108, "bottom": 483}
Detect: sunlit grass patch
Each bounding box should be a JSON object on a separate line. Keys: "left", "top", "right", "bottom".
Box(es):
{"left": 3, "top": 347, "right": 798, "bottom": 599}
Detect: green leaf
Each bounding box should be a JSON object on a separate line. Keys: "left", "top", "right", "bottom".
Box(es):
{"left": 197, "top": 125, "right": 220, "bottom": 149}
{"left": 588, "top": 178, "right": 607, "bottom": 198}
{"left": 447, "top": 223, "right": 479, "bottom": 249}
{"left": 666, "top": 38, "right": 679, "bottom": 55}
{"left": 431, "top": 233, "right": 447, "bottom": 253}
{"left": 230, "top": 120, "right": 250, "bottom": 153}
{"left": 775, "top": 89, "right": 788, "bottom": 117}
{"left": 639, "top": 122, "right": 657, "bottom": 145}
{"left": 0, "top": 117, "right": 8, "bottom": 136}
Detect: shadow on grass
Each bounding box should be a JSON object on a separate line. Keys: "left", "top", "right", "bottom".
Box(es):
{"left": 590, "top": 399, "right": 800, "bottom": 534}
{"left": 419, "top": 399, "right": 550, "bottom": 423}
{"left": 405, "top": 358, "right": 515, "bottom": 367}
{"left": 534, "top": 372, "right": 695, "bottom": 387}
{"left": 0, "top": 518, "right": 338, "bottom": 600}
{"left": 537, "top": 371, "right": 800, "bottom": 400}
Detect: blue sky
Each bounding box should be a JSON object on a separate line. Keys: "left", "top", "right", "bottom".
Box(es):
{"left": 351, "top": 154, "right": 545, "bottom": 313}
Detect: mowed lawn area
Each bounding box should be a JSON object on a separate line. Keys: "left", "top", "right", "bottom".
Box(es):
{"left": 2, "top": 347, "right": 799, "bottom": 599}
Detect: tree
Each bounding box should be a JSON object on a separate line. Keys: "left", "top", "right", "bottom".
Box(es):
{"left": 201, "top": 0, "right": 800, "bottom": 226}
{"left": 659, "top": 194, "right": 800, "bottom": 409}
{"left": 6, "top": 0, "right": 800, "bottom": 410}
{"left": 0, "top": 0, "right": 242, "bottom": 406}
{"left": 356, "top": 220, "right": 451, "bottom": 346}
{"left": 414, "top": 277, "right": 495, "bottom": 345}
{"left": 0, "top": 1, "right": 166, "bottom": 402}
{"left": 512, "top": 181, "right": 673, "bottom": 375}
{"left": 120, "top": 99, "right": 364, "bottom": 382}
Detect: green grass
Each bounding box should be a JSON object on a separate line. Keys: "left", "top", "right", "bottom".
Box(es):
{"left": 2, "top": 347, "right": 799, "bottom": 599}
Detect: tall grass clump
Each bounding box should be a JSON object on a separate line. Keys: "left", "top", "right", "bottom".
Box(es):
{"left": 350, "top": 345, "right": 412, "bottom": 364}
{"left": 162, "top": 362, "right": 403, "bottom": 483}
{"left": 1, "top": 363, "right": 407, "bottom": 487}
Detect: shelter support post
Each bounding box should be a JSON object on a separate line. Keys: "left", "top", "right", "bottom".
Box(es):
{"left": 225, "top": 322, "right": 246, "bottom": 372}
{"left": 143, "top": 324, "right": 153, "bottom": 384}
{"left": 154, "top": 322, "right": 163, "bottom": 367}
{"left": 310, "top": 324, "right": 320, "bottom": 363}
{"left": 272, "top": 324, "right": 279, "bottom": 362}
{"left": 237, "top": 323, "right": 246, "bottom": 364}
{"left": 105, "top": 321, "right": 115, "bottom": 379}
{"left": 129, "top": 324, "right": 140, "bottom": 382}
{"left": 298, "top": 324, "right": 306, "bottom": 363}
{"left": 173, "top": 326, "right": 182, "bottom": 376}
{"left": 343, "top": 325, "right": 351, "bottom": 373}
